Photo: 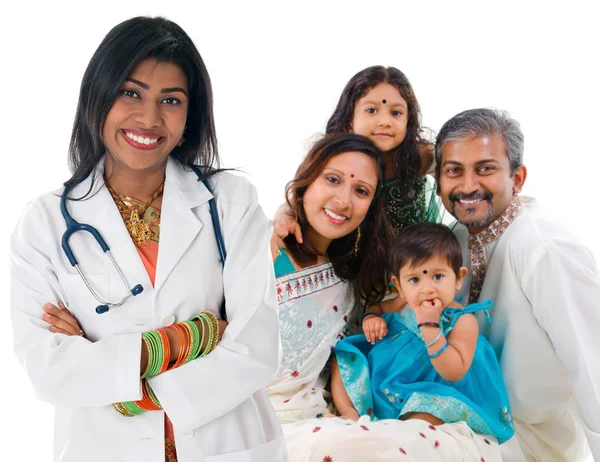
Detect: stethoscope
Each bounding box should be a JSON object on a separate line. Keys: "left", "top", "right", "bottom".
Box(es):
{"left": 60, "top": 165, "right": 227, "bottom": 317}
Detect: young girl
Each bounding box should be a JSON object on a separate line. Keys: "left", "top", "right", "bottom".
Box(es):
{"left": 273, "top": 65, "right": 441, "bottom": 249}
{"left": 332, "top": 223, "right": 514, "bottom": 444}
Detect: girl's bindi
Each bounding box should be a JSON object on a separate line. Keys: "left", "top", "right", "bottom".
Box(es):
{"left": 350, "top": 174, "right": 355, "bottom": 178}
{"left": 423, "top": 270, "right": 428, "bottom": 274}
{"left": 382, "top": 99, "right": 387, "bottom": 104}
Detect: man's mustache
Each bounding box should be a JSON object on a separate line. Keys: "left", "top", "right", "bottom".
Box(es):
{"left": 449, "top": 191, "right": 493, "bottom": 202}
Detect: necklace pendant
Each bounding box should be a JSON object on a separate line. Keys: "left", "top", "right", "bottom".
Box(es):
{"left": 127, "top": 209, "right": 152, "bottom": 247}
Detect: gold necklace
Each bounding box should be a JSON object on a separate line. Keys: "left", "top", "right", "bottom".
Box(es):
{"left": 106, "top": 181, "right": 165, "bottom": 247}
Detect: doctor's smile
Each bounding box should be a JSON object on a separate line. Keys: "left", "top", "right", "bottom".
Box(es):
{"left": 121, "top": 129, "right": 165, "bottom": 150}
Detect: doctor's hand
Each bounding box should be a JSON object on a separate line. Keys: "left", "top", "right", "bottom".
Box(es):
{"left": 42, "top": 302, "right": 85, "bottom": 337}
{"left": 217, "top": 319, "right": 228, "bottom": 342}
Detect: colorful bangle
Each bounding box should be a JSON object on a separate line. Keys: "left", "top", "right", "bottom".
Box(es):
{"left": 193, "top": 312, "right": 217, "bottom": 356}
{"left": 121, "top": 400, "right": 145, "bottom": 416}
{"left": 425, "top": 330, "right": 443, "bottom": 348}
{"left": 196, "top": 314, "right": 208, "bottom": 357}
{"left": 155, "top": 328, "right": 170, "bottom": 374}
{"left": 183, "top": 320, "right": 201, "bottom": 362}
{"left": 167, "top": 323, "right": 188, "bottom": 370}
{"left": 139, "top": 379, "right": 162, "bottom": 411}
{"left": 428, "top": 342, "right": 449, "bottom": 359}
{"left": 113, "top": 402, "right": 134, "bottom": 417}
{"left": 146, "top": 381, "right": 162, "bottom": 409}
{"left": 141, "top": 336, "right": 152, "bottom": 379}
{"left": 204, "top": 311, "right": 219, "bottom": 353}
{"left": 418, "top": 322, "right": 440, "bottom": 329}
{"left": 142, "top": 331, "right": 162, "bottom": 378}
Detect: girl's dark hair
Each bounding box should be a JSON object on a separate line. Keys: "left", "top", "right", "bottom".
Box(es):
{"left": 325, "top": 65, "right": 425, "bottom": 181}
{"left": 65, "top": 16, "right": 218, "bottom": 190}
{"left": 285, "top": 133, "right": 393, "bottom": 305}
{"left": 390, "top": 223, "right": 463, "bottom": 277}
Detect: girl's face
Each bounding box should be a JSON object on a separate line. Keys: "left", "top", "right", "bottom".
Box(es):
{"left": 303, "top": 151, "right": 379, "bottom": 248}
{"left": 393, "top": 255, "right": 467, "bottom": 310}
{"left": 350, "top": 83, "right": 408, "bottom": 155}
{"left": 102, "top": 58, "right": 189, "bottom": 173}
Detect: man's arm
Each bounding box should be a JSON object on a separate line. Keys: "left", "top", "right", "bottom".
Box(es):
{"left": 523, "top": 237, "right": 600, "bottom": 459}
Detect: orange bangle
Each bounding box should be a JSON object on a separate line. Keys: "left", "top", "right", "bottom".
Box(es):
{"left": 179, "top": 323, "right": 193, "bottom": 367}
{"left": 168, "top": 324, "right": 188, "bottom": 370}
{"left": 138, "top": 379, "right": 162, "bottom": 411}
{"left": 155, "top": 328, "right": 170, "bottom": 374}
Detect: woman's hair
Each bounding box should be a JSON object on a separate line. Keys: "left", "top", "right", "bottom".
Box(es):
{"left": 390, "top": 223, "right": 463, "bottom": 277}
{"left": 285, "top": 132, "right": 393, "bottom": 305}
{"left": 65, "top": 16, "right": 218, "bottom": 190}
{"left": 325, "top": 65, "right": 425, "bottom": 182}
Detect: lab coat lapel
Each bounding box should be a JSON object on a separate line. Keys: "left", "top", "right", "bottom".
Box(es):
{"left": 67, "top": 162, "right": 152, "bottom": 289}
{"left": 153, "top": 158, "right": 212, "bottom": 293}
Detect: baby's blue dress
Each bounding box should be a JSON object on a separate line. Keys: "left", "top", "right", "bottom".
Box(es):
{"left": 335, "top": 300, "right": 514, "bottom": 444}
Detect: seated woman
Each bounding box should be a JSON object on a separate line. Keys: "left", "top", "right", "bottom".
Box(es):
{"left": 266, "top": 133, "right": 391, "bottom": 422}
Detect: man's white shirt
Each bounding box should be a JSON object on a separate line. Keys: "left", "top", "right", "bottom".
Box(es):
{"left": 454, "top": 196, "right": 600, "bottom": 462}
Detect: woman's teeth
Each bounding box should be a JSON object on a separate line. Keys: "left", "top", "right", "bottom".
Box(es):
{"left": 125, "top": 131, "right": 159, "bottom": 145}
{"left": 324, "top": 209, "right": 347, "bottom": 221}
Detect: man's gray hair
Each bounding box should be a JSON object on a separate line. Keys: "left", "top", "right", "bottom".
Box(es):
{"left": 435, "top": 108, "right": 524, "bottom": 176}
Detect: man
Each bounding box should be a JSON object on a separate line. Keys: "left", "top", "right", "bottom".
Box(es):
{"left": 436, "top": 108, "right": 600, "bottom": 461}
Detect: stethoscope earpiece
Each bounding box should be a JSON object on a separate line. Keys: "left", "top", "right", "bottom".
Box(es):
{"left": 131, "top": 284, "right": 144, "bottom": 296}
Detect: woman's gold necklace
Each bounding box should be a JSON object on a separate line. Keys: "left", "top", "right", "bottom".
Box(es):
{"left": 106, "top": 181, "right": 165, "bottom": 247}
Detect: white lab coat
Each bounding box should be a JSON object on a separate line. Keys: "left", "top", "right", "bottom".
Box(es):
{"left": 10, "top": 157, "right": 288, "bottom": 462}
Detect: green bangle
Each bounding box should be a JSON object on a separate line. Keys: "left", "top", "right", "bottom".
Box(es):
{"left": 142, "top": 331, "right": 163, "bottom": 378}
{"left": 184, "top": 320, "right": 201, "bottom": 362}
{"left": 121, "top": 400, "right": 145, "bottom": 416}
{"left": 192, "top": 313, "right": 211, "bottom": 357}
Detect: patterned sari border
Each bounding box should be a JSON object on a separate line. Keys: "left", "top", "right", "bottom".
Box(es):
{"left": 276, "top": 263, "right": 343, "bottom": 303}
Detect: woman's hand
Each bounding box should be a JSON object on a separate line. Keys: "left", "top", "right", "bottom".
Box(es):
{"left": 362, "top": 315, "right": 388, "bottom": 344}
{"left": 42, "top": 301, "right": 84, "bottom": 337}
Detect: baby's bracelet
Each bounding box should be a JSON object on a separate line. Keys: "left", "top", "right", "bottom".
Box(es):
{"left": 428, "top": 342, "right": 449, "bottom": 359}
{"left": 360, "top": 311, "right": 381, "bottom": 323}
{"left": 425, "top": 330, "right": 443, "bottom": 348}
{"left": 417, "top": 322, "right": 440, "bottom": 329}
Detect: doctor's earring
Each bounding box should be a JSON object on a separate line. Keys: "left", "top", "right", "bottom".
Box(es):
{"left": 353, "top": 227, "right": 361, "bottom": 257}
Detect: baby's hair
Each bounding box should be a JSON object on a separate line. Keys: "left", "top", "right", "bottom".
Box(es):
{"left": 390, "top": 223, "right": 463, "bottom": 277}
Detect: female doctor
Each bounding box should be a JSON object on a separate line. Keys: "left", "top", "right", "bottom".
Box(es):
{"left": 10, "top": 16, "right": 286, "bottom": 462}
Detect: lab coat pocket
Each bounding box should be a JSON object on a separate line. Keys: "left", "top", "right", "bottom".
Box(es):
{"left": 204, "top": 436, "right": 288, "bottom": 462}
{"left": 58, "top": 273, "right": 115, "bottom": 341}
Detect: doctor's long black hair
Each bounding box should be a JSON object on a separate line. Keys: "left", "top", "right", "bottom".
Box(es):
{"left": 65, "top": 16, "right": 219, "bottom": 193}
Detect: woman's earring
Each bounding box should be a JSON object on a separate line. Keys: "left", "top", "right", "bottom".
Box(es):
{"left": 354, "top": 227, "right": 361, "bottom": 257}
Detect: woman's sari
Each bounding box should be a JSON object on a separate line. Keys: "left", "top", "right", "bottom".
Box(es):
{"left": 269, "top": 252, "right": 503, "bottom": 461}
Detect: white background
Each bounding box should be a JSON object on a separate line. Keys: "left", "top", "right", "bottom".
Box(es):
{"left": 1, "top": 1, "right": 598, "bottom": 459}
